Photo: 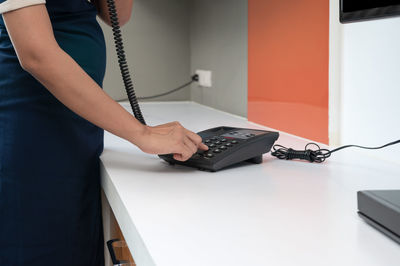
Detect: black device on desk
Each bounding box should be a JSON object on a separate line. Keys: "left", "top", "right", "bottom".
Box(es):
{"left": 105, "top": 0, "right": 279, "bottom": 172}
{"left": 159, "top": 127, "right": 279, "bottom": 172}
{"left": 358, "top": 190, "right": 400, "bottom": 244}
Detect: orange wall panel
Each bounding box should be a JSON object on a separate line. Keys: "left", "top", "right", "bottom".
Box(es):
{"left": 248, "top": 0, "right": 329, "bottom": 143}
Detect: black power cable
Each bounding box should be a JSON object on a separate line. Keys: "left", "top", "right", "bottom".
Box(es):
{"left": 138, "top": 74, "right": 199, "bottom": 100}
{"left": 106, "top": 0, "right": 146, "bottom": 125}
{"left": 271, "top": 139, "right": 400, "bottom": 163}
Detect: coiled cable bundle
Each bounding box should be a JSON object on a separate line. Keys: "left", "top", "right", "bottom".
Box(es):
{"left": 271, "top": 143, "right": 332, "bottom": 163}
{"left": 106, "top": 0, "right": 146, "bottom": 125}
{"left": 271, "top": 140, "right": 400, "bottom": 163}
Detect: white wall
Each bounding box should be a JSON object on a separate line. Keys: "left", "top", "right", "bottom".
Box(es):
{"left": 329, "top": 0, "right": 342, "bottom": 146}
{"left": 339, "top": 16, "right": 400, "bottom": 161}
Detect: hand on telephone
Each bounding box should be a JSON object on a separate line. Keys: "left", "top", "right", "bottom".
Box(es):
{"left": 137, "top": 122, "right": 208, "bottom": 161}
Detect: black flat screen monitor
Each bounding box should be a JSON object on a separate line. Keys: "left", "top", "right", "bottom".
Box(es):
{"left": 340, "top": 0, "right": 400, "bottom": 23}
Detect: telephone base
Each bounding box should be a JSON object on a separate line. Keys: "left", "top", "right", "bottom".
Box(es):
{"left": 246, "top": 155, "right": 263, "bottom": 164}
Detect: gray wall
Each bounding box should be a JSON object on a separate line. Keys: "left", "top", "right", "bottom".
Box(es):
{"left": 190, "top": 0, "right": 248, "bottom": 117}
{"left": 100, "top": 0, "right": 191, "bottom": 101}
{"left": 101, "top": 0, "right": 248, "bottom": 117}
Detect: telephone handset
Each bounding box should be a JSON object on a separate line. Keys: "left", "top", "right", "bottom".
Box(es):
{"left": 106, "top": 0, "right": 279, "bottom": 171}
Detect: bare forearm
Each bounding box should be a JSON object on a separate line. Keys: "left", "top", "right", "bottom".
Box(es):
{"left": 25, "top": 45, "right": 145, "bottom": 145}
{"left": 94, "top": 0, "right": 133, "bottom": 26}
{"left": 3, "top": 4, "right": 207, "bottom": 161}
{"left": 3, "top": 4, "right": 144, "bottom": 146}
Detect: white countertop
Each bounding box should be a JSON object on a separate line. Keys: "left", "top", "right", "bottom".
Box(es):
{"left": 101, "top": 102, "right": 400, "bottom": 266}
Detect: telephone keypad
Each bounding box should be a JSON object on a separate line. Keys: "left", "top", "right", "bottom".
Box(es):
{"left": 200, "top": 135, "right": 244, "bottom": 159}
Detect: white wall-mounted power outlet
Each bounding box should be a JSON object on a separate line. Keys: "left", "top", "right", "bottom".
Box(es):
{"left": 195, "top": 69, "right": 212, "bottom": 87}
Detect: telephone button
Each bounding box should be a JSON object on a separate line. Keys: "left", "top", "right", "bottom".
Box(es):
{"left": 215, "top": 141, "right": 221, "bottom": 145}
{"left": 208, "top": 143, "right": 216, "bottom": 148}
{"left": 213, "top": 149, "right": 222, "bottom": 153}
{"left": 221, "top": 138, "right": 227, "bottom": 142}
{"left": 231, "top": 140, "right": 239, "bottom": 144}
{"left": 205, "top": 153, "right": 214, "bottom": 158}
{"left": 226, "top": 143, "right": 233, "bottom": 147}
{"left": 220, "top": 145, "right": 227, "bottom": 150}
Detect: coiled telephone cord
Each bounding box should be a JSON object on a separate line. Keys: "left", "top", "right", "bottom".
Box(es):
{"left": 106, "top": 0, "right": 146, "bottom": 125}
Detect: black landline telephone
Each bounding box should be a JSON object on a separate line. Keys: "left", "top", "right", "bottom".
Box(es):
{"left": 106, "top": 0, "right": 279, "bottom": 172}
{"left": 159, "top": 127, "right": 279, "bottom": 171}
